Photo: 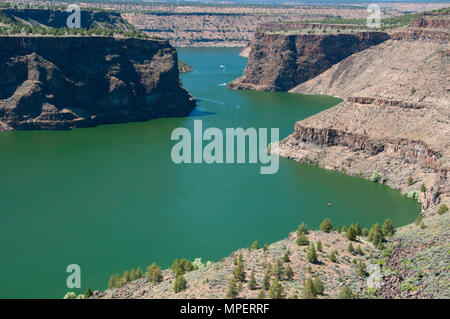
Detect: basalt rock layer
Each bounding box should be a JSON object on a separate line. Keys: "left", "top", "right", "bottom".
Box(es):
{"left": 0, "top": 36, "right": 195, "bottom": 131}
{"left": 227, "top": 31, "right": 388, "bottom": 92}
{"left": 274, "top": 14, "right": 449, "bottom": 214}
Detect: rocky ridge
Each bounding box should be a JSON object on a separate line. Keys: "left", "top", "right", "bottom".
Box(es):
{"left": 0, "top": 36, "right": 195, "bottom": 131}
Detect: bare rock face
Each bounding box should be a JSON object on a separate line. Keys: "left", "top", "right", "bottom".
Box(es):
{"left": 227, "top": 31, "right": 388, "bottom": 92}
{"left": 0, "top": 36, "right": 195, "bottom": 130}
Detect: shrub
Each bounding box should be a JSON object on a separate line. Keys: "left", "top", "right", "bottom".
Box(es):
{"left": 249, "top": 240, "right": 259, "bottom": 250}
{"left": 296, "top": 233, "right": 309, "bottom": 246}
{"left": 407, "top": 176, "right": 415, "bottom": 186}
{"left": 339, "top": 285, "right": 356, "bottom": 299}
{"left": 173, "top": 274, "right": 187, "bottom": 293}
{"left": 263, "top": 243, "right": 268, "bottom": 252}
{"left": 370, "top": 172, "right": 381, "bottom": 182}
{"left": 382, "top": 218, "right": 395, "bottom": 237}
{"left": 297, "top": 222, "right": 308, "bottom": 235}
{"left": 257, "top": 290, "right": 266, "bottom": 298}
{"left": 437, "top": 204, "right": 448, "bottom": 215}
{"left": 319, "top": 218, "right": 334, "bottom": 233}
{"left": 356, "top": 246, "right": 364, "bottom": 256}
{"left": 404, "top": 190, "right": 419, "bottom": 200}
{"left": 84, "top": 288, "right": 93, "bottom": 299}
{"left": 356, "top": 261, "right": 368, "bottom": 277}
{"left": 146, "top": 262, "right": 163, "bottom": 284}
{"left": 336, "top": 225, "right": 341, "bottom": 233}
{"left": 410, "top": 87, "right": 416, "bottom": 94}
{"left": 420, "top": 183, "right": 427, "bottom": 192}
{"left": 269, "top": 279, "right": 283, "bottom": 299}
{"left": 63, "top": 292, "right": 76, "bottom": 299}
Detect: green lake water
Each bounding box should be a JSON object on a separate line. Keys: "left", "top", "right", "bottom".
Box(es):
{"left": 0, "top": 47, "right": 420, "bottom": 298}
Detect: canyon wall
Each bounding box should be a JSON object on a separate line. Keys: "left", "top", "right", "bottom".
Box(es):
{"left": 0, "top": 36, "right": 195, "bottom": 131}
{"left": 227, "top": 31, "right": 388, "bottom": 92}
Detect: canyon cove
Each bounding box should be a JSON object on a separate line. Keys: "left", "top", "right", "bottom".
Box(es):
{"left": 0, "top": 48, "right": 420, "bottom": 298}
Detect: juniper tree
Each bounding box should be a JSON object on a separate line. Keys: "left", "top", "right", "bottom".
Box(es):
{"left": 122, "top": 270, "right": 131, "bottom": 283}
{"left": 248, "top": 270, "right": 257, "bottom": 290}
{"left": 302, "top": 277, "right": 316, "bottom": 299}
{"left": 282, "top": 249, "right": 290, "bottom": 262}
{"left": 232, "top": 259, "right": 246, "bottom": 282}
{"left": 356, "top": 245, "right": 364, "bottom": 256}
{"left": 348, "top": 242, "right": 354, "bottom": 254}
{"left": 296, "top": 233, "right": 309, "bottom": 246}
{"left": 262, "top": 270, "right": 271, "bottom": 290}
{"left": 437, "top": 204, "right": 448, "bottom": 215}
{"left": 338, "top": 285, "right": 355, "bottom": 299}
{"left": 346, "top": 224, "right": 357, "bottom": 241}
{"left": 263, "top": 243, "right": 268, "bottom": 252}
{"left": 130, "top": 269, "right": 137, "bottom": 281}
{"left": 313, "top": 277, "right": 324, "bottom": 295}
{"left": 316, "top": 240, "right": 323, "bottom": 252}
{"left": 382, "top": 219, "right": 394, "bottom": 237}
{"left": 108, "top": 274, "right": 115, "bottom": 289}
{"left": 146, "top": 262, "right": 163, "bottom": 284}
{"left": 173, "top": 274, "right": 187, "bottom": 293}
{"left": 250, "top": 240, "right": 259, "bottom": 250}
{"left": 84, "top": 288, "right": 93, "bottom": 299}
{"left": 273, "top": 259, "right": 284, "bottom": 280}
{"left": 356, "top": 261, "right": 368, "bottom": 278}
{"left": 268, "top": 279, "right": 283, "bottom": 299}
{"left": 336, "top": 225, "right": 342, "bottom": 233}
{"left": 136, "top": 267, "right": 143, "bottom": 278}
{"left": 226, "top": 279, "right": 238, "bottom": 299}
{"left": 284, "top": 264, "right": 294, "bottom": 280}
{"left": 307, "top": 243, "right": 318, "bottom": 264}
{"left": 319, "top": 218, "right": 334, "bottom": 233}
{"left": 355, "top": 223, "right": 362, "bottom": 236}
{"left": 297, "top": 222, "right": 308, "bottom": 235}
{"left": 368, "top": 223, "right": 384, "bottom": 248}
{"left": 341, "top": 225, "right": 347, "bottom": 233}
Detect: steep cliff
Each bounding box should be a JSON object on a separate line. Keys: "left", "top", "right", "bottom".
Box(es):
{"left": 274, "top": 15, "right": 449, "bottom": 214}
{"left": 0, "top": 36, "right": 195, "bottom": 131}
{"left": 227, "top": 31, "right": 388, "bottom": 92}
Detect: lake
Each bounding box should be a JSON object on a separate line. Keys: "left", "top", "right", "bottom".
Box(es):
{"left": 0, "top": 47, "right": 420, "bottom": 298}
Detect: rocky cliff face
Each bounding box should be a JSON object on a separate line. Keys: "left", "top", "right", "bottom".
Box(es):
{"left": 274, "top": 30, "right": 449, "bottom": 214}
{"left": 1, "top": 8, "right": 134, "bottom": 30}
{"left": 0, "top": 36, "right": 195, "bottom": 131}
{"left": 227, "top": 31, "right": 388, "bottom": 92}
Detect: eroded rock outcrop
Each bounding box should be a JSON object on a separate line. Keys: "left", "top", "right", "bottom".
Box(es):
{"left": 0, "top": 36, "right": 195, "bottom": 130}
{"left": 227, "top": 31, "right": 388, "bottom": 92}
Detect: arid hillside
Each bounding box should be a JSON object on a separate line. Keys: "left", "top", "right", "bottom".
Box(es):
{"left": 274, "top": 12, "right": 449, "bottom": 215}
